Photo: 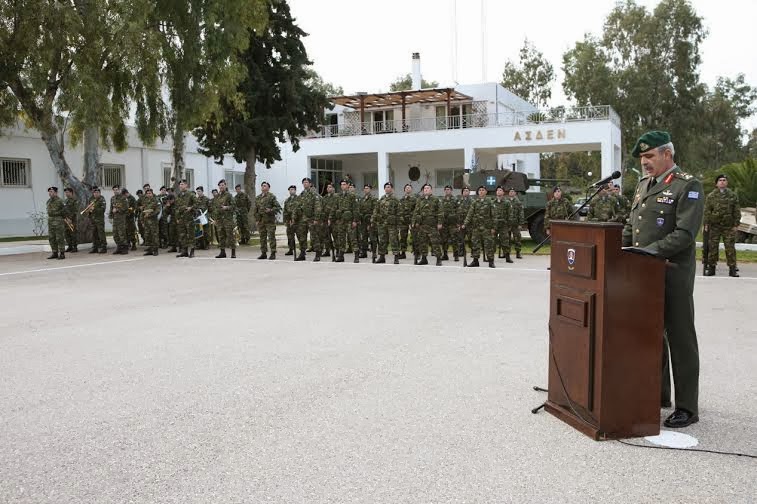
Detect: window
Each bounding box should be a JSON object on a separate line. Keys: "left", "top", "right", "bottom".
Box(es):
{"left": 310, "top": 158, "right": 343, "bottom": 195}
{"left": 162, "top": 163, "right": 193, "bottom": 188}
{"left": 436, "top": 168, "right": 464, "bottom": 188}
{"left": 162, "top": 163, "right": 173, "bottom": 188}
{"left": 185, "top": 168, "right": 194, "bottom": 189}
{"left": 363, "top": 172, "right": 378, "bottom": 190}
{"left": 99, "top": 163, "right": 124, "bottom": 188}
{"left": 372, "top": 110, "right": 394, "bottom": 133}
{"left": 1, "top": 158, "right": 30, "bottom": 187}
{"left": 224, "top": 170, "right": 245, "bottom": 189}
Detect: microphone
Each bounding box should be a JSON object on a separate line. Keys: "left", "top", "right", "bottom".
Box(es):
{"left": 589, "top": 170, "right": 621, "bottom": 188}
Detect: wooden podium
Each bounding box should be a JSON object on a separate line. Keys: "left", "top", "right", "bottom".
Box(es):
{"left": 545, "top": 221, "right": 666, "bottom": 440}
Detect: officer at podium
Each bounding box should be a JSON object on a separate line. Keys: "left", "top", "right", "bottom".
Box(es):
{"left": 623, "top": 131, "right": 704, "bottom": 429}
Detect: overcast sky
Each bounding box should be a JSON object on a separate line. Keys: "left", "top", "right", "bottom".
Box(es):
{"left": 288, "top": 0, "right": 756, "bottom": 130}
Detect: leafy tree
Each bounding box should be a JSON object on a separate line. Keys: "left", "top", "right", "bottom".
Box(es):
{"left": 388, "top": 74, "right": 439, "bottom": 91}
{"left": 501, "top": 38, "right": 555, "bottom": 108}
{"left": 194, "top": 0, "right": 330, "bottom": 219}
{"left": 306, "top": 69, "right": 344, "bottom": 97}
{"left": 745, "top": 129, "right": 757, "bottom": 159}
{"left": 718, "top": 159, "right": 757, "bottom": 206}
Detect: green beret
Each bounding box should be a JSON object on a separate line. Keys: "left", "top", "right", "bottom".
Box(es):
{"left": 631, "top": 130, "right": 671, "bottom": 158}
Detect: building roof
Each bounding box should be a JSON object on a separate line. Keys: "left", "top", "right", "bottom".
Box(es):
{"left": 331, "top": 88, "right": 473, "bottom": 110}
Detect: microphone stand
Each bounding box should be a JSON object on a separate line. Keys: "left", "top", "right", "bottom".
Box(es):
{"left": 532, "top": 184, "right": 605, "bottom": 254}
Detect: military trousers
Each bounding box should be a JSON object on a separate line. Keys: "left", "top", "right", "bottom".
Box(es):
{"left": 176, "top": 216, "right": 195, "bottom": 249}
{"left": 440, "top": 222, "right": 459, "bottom": 255}
{"left": 195, "top": 224, "right": 210, "bottom": 249}
{"left": 137, "top": 216, "right": 145, "bottom": 241}
{"left": 415, "top": 224, "right": 441, "bottom": 257}
{"left": 335, "top": 219, "right": 356, "bottom": 253}
{"left": 660, "top": 260, "right": 699, "bottom": 415}
{"left": 48, "top": 218, "right": 65, "bottom": 253}
{"left": 159, "top": 218, "right": 168, "bottom": 246}
{"left": 91, "top": 218, "right": 106, "bottom": 250}
{"left": 236, "top": 212, "right": 250, "bottom": 243}
{"left": 144, "top": 217, "right": 159, "bottom": 250}
{"left": 494, "top": 222, "right": 510, "bottom": 253}
{"left": 113, "top": 214, "right": 128, "bottom": 246}
{"left": 358, "top": 219, "right": 377, "bottom": 253}
{"left": 507, "top": 225, "right": 522, "bottom": 252}
{"left": 376, "top": 223, "right": 399, "bottom": 255}
{"left": 707, "top": 226, "right": 737, "bottom": 267}
{"left": 217, "top": 218, "right": 235, "bottom": 249}
{"left": 399, "top": 222, "right": 413, "bottom": 253}
{"left": 64, "top": 218, "right": 78, "bottom": 248}
{"left": 296, "top": 220, "right": 319, "bottom": 252}
{"left": 257, "top": 219, "right": 276, "bottom": 253}
{"left": 320, "top": 222, "right": 334, "bottom": 252}
{"left": 126, "top": 215, "right": 137, "bottom": 245}
{"left": 286, "top": 223, "right": 296, "bottom": 251}
{"left": 470, "top": 226, "right": 495, "bottom": 260}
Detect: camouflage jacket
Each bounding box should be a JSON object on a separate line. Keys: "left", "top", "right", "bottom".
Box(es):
{"left": 63, "top": 197, "right": 79, "bottom": 219}
{"left": 255, "top": 192, "right": 281, "bottom": 223}
{"left": 322, "top": 193, "right": 338, "bottom": 223}
{"left": 214, "top": 191, "right": 235, "bottom": 223}
{"left": 127, "top": 194, "right": 137, "bottom": 218}
{"left": 174, "top": 190, "right": 196, "bottom": 222}
{"left": 142, "top": 196, "right": 159, "bottom": 220}
{"left": 299, "top": 188, "right": 322, "bottom": 221}
{"left": 235, "top": 191, "right": 251, "bottom": 213}
{"left": 412, "top": 195, "right": 443, "bottom": 227}
{"left": 544, "top": 198, "right": 572, "bottom": 229}
{"left": 399, "top": 193, "right": 418, "bottom": 225}
{"left": 704, "top": 188, "right": 740, "bottom": 228}
{"left": 333, "top": 191, "right": 359, "bottom": 222}
{"left": 588, "top": 195, "right": 617, "bottom": 222}
{"left": 613, "top": 193, "right": 630, "bottom": 223}
{"left": 47, "top": 196, "right": 64, "bottom": 220}
{"left": 195, "top": 195, "right": 209, "bottom": 213}
{"left": 491, "top": 197, "right": 511, "bottom": 225}
{"left": 456, "top": 196, "right": 473, "bottom": 223}
{"left": 464, "top": 197, "right": 495, "bottom": 229}
{"left": 109, "top": 194, "right": 128, "bottom": 218}
{"left": 507, "top": 196, "right": 525, "bottom": 226}
{"left": 440, "top": 195, "right": 459, "bottom": 225}
{"left": 284, "top": 194, "right": 298, "bottom": 224}
{"left": 359, "top": 193, "right": 377, "bottom": 224}
{"left": 372, "top": 193, "right": 401, "bottom": 226}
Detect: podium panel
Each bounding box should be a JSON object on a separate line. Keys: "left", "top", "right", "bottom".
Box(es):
{"left": 544, "top": 221, "right": 665, "bottom": 440}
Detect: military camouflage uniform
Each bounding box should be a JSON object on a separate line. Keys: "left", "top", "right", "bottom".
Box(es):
{"left": 136, "top": 193, "right": 145, "bottom": 244}
{"left": 46, "top": 194, "right": 66, "bottom": 255}
{"left": 283, "top": 193, "right": 298, "bottom": 253}
{"left": 439, "top": 194, "right": 460, "bottom": 260}
{"left": 704, "top": 187, "right": 740, "bottom": 269}
{"left": 456, "top": 195, "right": 473, "bottom": 255}
{"left": 464, "top": 196, "right": 496, "bottom": 261}
{"left": 297, "top": 188, "right": 322, "bottom": 256}
{"left": 214, "top": 190, "right": 236, "bottom": 250}
{"left": 372, "top": 192, "right": 401, "bottom": 258}
{"left": 399, "top": 192, "right": 418, "bottom": 256}
{"left": 255, "top": 192, "right": 281, "bottom": 255}
{"left": 164, "top": 198, "right": 177, "bottom": 250}
{"left": 142, "top": 195, "right": 160, "bottom": 254}
{"left": 412, "top": 194, "right": 443, "bottom": 260}
{"left": 492, "top": 197, "right": 511, "bottom": 258}
{"left": 332, "top": 190, "right": 359, "bottom": 261}
{"left": 235, "top": 191, "right": 252, "bottom": 244}
{"left": 588, "top": 194, "right": 617, "bottom": 222}
{"left": 126, "top": 194, "right": 138, "bottom": 249}
{"left": 544, "top": 197, "right": 573, "bottom": 232}
{"left": 195, "top": 194, "right": 210, "bottom": 249}
{"left": 614, "top": 192, "right": 630, "bottom": 224}
{"left": 84, "top": 194, "right": 107, "bottom": 252}
{"left": 174, "top": 189, "right": 197, "bottom": 251}
{"left": 321, "top": 192, "right": 338, "bottom": 255}
{"left": 507, "top": 194, "right": 525, "bottom": 254}
{"left": 358, "top": 192, "right": 377, "bottom": 257}
{"left": 63, "top": 195, "right": 78, "bottom": 251}
{"left": 109, "top": 194, "right": 129, "bottom": 251}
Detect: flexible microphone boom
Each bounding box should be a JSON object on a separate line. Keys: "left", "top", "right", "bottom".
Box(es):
{"left": 589, "top": 170, "right": 621, "bottom": 188}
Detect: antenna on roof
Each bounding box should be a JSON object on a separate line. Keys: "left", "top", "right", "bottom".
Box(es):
{"left": 481, "top": 0, "right": 487, "bottom": 82}
{"left": 451, "top": 0, "right": 458, "bottom": 85}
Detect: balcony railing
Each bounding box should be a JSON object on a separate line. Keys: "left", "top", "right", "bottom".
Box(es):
{"left": 311, "top": 105, "right": 619, "bottom": 139}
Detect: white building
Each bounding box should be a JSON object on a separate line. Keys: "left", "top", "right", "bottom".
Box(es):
{"left": 0, "top": 54, "right": 622, "bottom": 236}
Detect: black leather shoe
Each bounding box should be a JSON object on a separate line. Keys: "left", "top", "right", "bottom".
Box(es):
{"left": 729, "top": 267, "right": 739, "bottom": 277}
{"left": 703, "top": 266, "right": 715, "bottom": 276}
{"left": 663, "top": 409, "right": 699, "bottom": 428}
{"left": 57, "top": 252, "right": 65, "bottom": 260}
{"left": 516, "top": 251, "right": 522, "bottom": 259}
{"left": 393, "top": 255, "right": 399, "bottom": 264}
{"left": 268, "top": 252, "right": 276, "bottom": 260}
{"left": 47, "top": 252, "right": 59, "bottom": 259}
{"left": 257, "top": 253, "right": 267, "bottom": 260}
{"left": 398, "top": 252, "right": 406, "bottom": 259}
{"left": 216, "top": 249, "right": 227, "bottom": 258}
{"left": 284, "top": 249, "right": 294, "bottom": 256}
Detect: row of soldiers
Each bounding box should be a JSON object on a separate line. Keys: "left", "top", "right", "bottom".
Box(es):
{"left": 543, "top": 183, "right": 631, "bottom": 238}
{"left": 271, "top": 178, "right": 527, "bottom": 268}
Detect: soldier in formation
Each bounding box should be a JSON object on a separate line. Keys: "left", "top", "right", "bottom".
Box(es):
{"left": 84, "top": 187, "right": 107, "bottom": 254}
{"left": 372, "top": 182, "right": 401, "bottom": 264}
{"left": 456, "top": 187, "right": 473, "bottom": 259}
{"left": 587, "top": 183, "right": 618, "bottom": 222}
{"left": 703, "top": 174, "right": 741, "bottom": 277}
{"left": 174, "top": 180, "right": 197, "bottom": 258}
{"left": 141, "top": 188, "right": 160, "bottom": 256}
{"left": 412, "top": 183, "right": 443, "bottom": 266}
{"left": 109, "top": 185, "right": 130, "bottom": 254}
{"left": 234, "top": 184, "right": 252, "bottom": 245}
{"left": 492, "top": 187, "right": 513, "bottom": 263}
{"left": 296, "top": 177, "right": 323, "bottom": 261}
{"left": 399, "top": 183, "right": 417, "bottom": 260}
{"left": 506, "top": 187, "right": 524, "bottom": 259}
{"left": 331, "top": 179, "right": 359, "bottom": 263}
{"left": 63, "top": 187, "right": 78, "bottom": 253}
{"left": 255, "top": 181, "right": 281, "bottom": 260}
{"left": 283, "top": 185, "right": 298, "bottom": 256}
{"left": 46, "top": 186, "right": 66, "bottom": 259}
{"left": 125, "top": 189, "right": 138, "bottom": 251}
{"left": 612, "top": 184, "right": 630, "bottom": 224}
{"left": 439, "top": 185, "right": 459, "bottom": 261}
{"left": 214, "top": 179, "right": 237, "bottom": 258}
{"left": 544, "top": 186, "right": 573, "bottom": 236}
{"left": 358, "top": 184, "right": 377, "bottom": 259}
{"left": 463, "top": 186, "right": 496, "bottom": 268}
{"left": 321, "top": 182, "right": 338, "bottom": 258}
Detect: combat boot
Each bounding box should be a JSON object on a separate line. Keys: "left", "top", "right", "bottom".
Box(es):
{"left": 188, "top": 248, "right": 195, "bottom": 258}
{"left": 335, "top": 252, "right": 344, "bottom": 263}
{"left": 703, "top": 265, "right": 715, "bottom": 276}
{"left": 47, "top": 252, "right": 59, "bottom": 260}
{"left": 399, "top": 252, "right": 407, "bottom": 259}
{"left": 442, "top": 253, "right": 449, "bottom": 261}
{"left": 359, "top": 250, "right": 368, "bottom": 259}
{"left": 729, "top": 266, "right": 740, "bottom": 277}
{"left": 469, "top": 257, "right": 480, "bottom": 267}
{"left": 516, "top": 250, "right": 522, "bottom": 259}
{"left": 58, "top": 252, "right": 65, "bottom": 260}
{"left": 257, "top": 252, "right": 267, "bottom": 260}
{"left": 294, "top": 251, "right": 306, "bottom": 261}
{"left": 436, "top": 257, "right": 443, "bottom": 266}
{"left": 375, "top": 254, "right": 386, "bottom": 264}
{"left": 216, "top": 249, "right": 227, "bottom": 258}
{"left": 313, "top": 251, "right": 321, "bottom": 262}
{"left": 354, "top": 253, "right": 359, "bottom": 263}
{"left": 268, "top": 252, "right": 276, "bottom": 260}
{"left": 285, "top": 249, "right": 294, "bottom": 256}
{"left": 505, "top": 253, "right": 514, "bottom": 263}
{"left": 489, "top": 258, "right": 495, "bottom": 268}
{"left": 176, "top": 248, "right": 188, "bottom": 258}
{"left": 231, "top": 249, "right": 236, "bottom": 259}
{"left": 393, "top": 255, "right": 399, "bottom": 264}
{"left": 419, "top": 255, "right": 428, "bottom": 265}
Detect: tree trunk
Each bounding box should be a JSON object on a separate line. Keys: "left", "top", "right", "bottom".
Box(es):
{"left": 82, "top": 127, "right": 100, "bottom": 189}
{"left": 171, "top": 124, "right": 185, "bottom": 190}
{"left": 244, "top": 146, "right": 258, "bottom": 232}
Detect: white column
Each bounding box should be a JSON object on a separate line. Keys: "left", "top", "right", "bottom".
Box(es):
{"left": 600, "top": 139, "right": 612, "bottom": 179}
{"left": 463, "top": 146, "right": 475, "bottom": 172}
{"left": 377, "top": 152, "right": 389, "bottom": 191}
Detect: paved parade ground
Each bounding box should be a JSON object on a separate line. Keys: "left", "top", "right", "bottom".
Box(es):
{"left": 1, "top": 249, "right": 755, "bottom": 503}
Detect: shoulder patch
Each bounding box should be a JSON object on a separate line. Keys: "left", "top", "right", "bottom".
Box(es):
{"left": 687, "top": 191, "right": 700, "bottom": 199}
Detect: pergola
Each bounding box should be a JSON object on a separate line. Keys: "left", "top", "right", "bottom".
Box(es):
{"left": 330, "top": 88, "right": 473, "bottom": 126}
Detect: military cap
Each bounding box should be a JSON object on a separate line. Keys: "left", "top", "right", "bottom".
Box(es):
{"left": 48, "top": 186, "right": 58, "bottom": 192}
{"left": 715, "top": 174, "right": 727, "bottom": 182}
{"left": 121, "top": 188, "right": 128, "bottom": 195}
{"left": 288, "top": 185, "right": 297, "bottom": 190}
{"left": 196, "top": 186, "right": 203, "bottom": 192}
{"left": 92, "top": 186, "right": 101, "bottom": 192}
{"left": 631, "top": 130, "right": 671, "bottom": 158}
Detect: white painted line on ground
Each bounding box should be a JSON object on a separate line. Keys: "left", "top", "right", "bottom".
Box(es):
{"left": 0, "top": 258, "right": 144, "bottom": 277}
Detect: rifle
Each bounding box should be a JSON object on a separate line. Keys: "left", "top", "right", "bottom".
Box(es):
{"left": 702, "top": 225, "right": 710, "bottom": 275}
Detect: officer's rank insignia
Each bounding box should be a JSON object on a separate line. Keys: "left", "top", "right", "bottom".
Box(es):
{"left": 656, "top": 196, "right": 674, "bottom": 204}
{"left": 639, "top": 142, "right": 649, "bottom": 151}
{"left": 662, "top": 189, "right": 673, "bottom": 196}
{"left": 664, "top": 174, "right": 674, "bottom": 184}
{"left": 656, "top": 217, "right": 665, "bottom": 227}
